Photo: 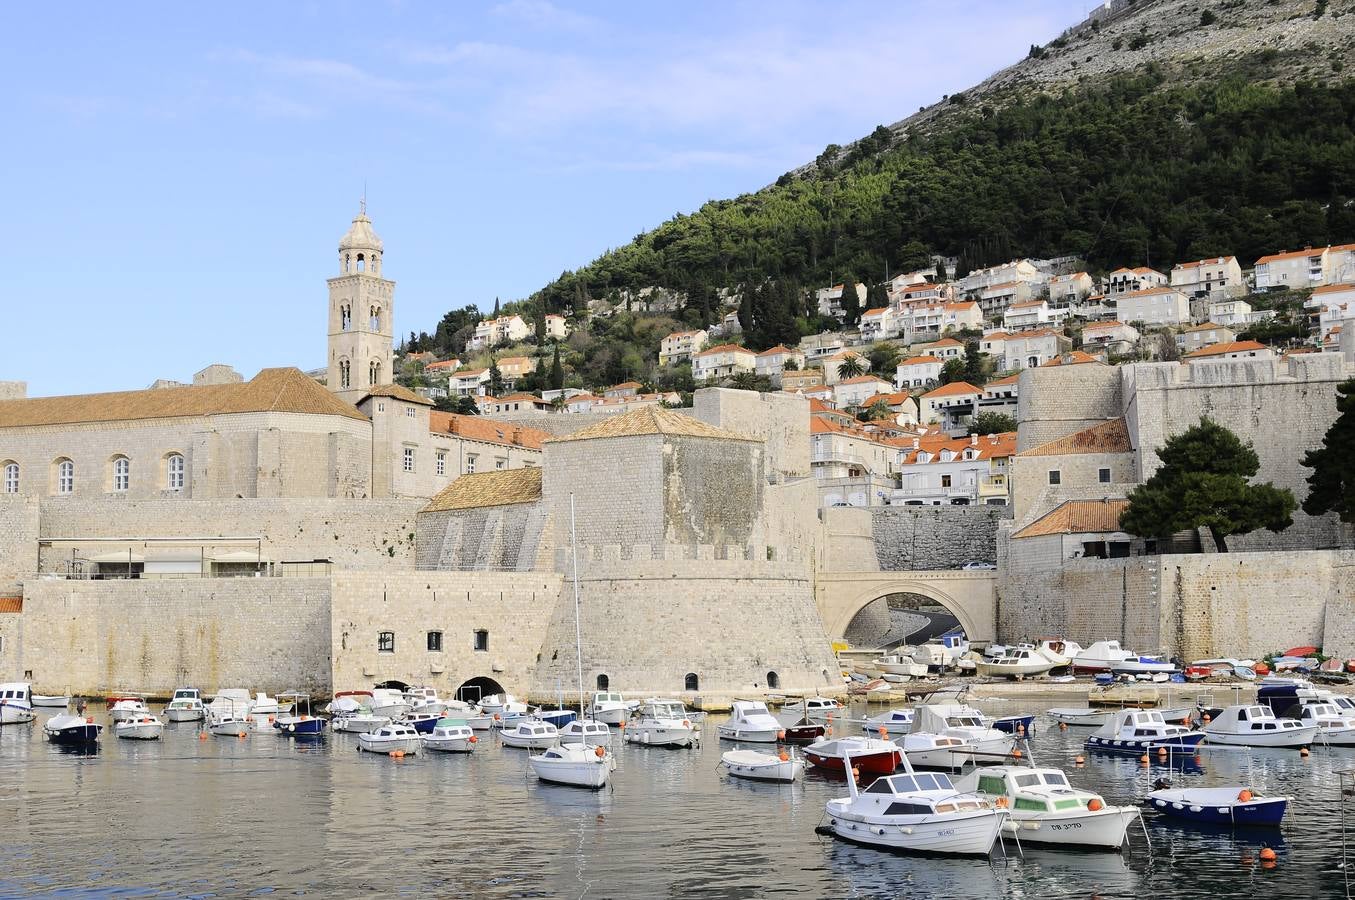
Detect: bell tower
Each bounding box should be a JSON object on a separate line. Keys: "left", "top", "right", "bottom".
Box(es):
{"left": 327, "top": 201, "right": 395, "bottom": 405}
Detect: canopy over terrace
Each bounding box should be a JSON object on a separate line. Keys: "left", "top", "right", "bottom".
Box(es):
{"left": 36, "top": 536, "right": 325, "bottom": 579}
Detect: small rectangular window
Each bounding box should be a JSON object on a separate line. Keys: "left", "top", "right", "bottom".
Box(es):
{"left": 377, "top": 631, "right": 395, "bottom": 653}
{"left": 466, "top": 455, "right": 477, "bottom": 474}
{"left": 473, "top": 629, "right": 489, "bottom": 652}
{"left": 1048, "top": 470, "right": 1061, "bottom": 485}
{"left": 941, "top": 474, "right": 952, "bottom": 487}
{"left": 427, "top": 630, "right": 443, "bottom": 652}
{"left": 403, "top": 447, "right": 415, "bottom": 473}
{"left": 436, "top": 451, "right": 446, "bottom": 476}
{"left": 495, "top": 458, "right": 506, "bottom": 470}
{"left": 1098, "top": 467, "right": 1111, "bottom": 483}
{"left": 405, "top": 407, "right": 416, "bottom": 418}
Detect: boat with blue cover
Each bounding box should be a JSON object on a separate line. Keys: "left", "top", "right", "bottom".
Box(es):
{"left": 1084, "top": 708, "right": 1204, "bottom": 755}
{"left": 44, "top": 713, "right": 103, "bottom": 745}
{"left": 990, "top": 714, "right": 1035, "bottom": 735}
{"left": 1144, "top": 781, "right": 1288, "bottom": 826}
{"left": 273, "top": 692, "right": 325, "bottom": 737}
{"left": 400, "top": 710, "right": 441, "bottom": 734}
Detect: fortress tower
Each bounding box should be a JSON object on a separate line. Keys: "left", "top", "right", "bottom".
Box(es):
{"left": 327, "top": 203, "right": 394, "bottom": 405}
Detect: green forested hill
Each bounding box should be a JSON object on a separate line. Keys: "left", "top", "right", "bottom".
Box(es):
{"left": 532, "top": 66, "right": 1355, "bottom": 315}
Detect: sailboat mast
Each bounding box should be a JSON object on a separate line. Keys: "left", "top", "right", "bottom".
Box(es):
{"left": 570, "top": 492, "right": 585, "bottom": 714}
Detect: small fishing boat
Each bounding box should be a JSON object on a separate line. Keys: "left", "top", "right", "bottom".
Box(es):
{"left": 207, "top": 697, "right": 254, "bottom": 737}
{"left": 909, "top": 630, "right": 969, "bottom": 670}
{"left": 249, "top": 692, "right": 285, "bottom": 717}
{"left": 536, "top": 708, "right": 578, "bottom": 730}
{"left": 783, "top": 718, "right": 826, "bottom": 744}
{"left": 529, "top": 742, "right": 614, "bottom": 788}
{"left": 107, "top": 695, "right": 149, "bottom": 723}
{"left": 990, "top": 714, "right": 1036, "bottom": 735}
{"left": 207, "top": 689, "right": 252, "bottom": 720}
{"left": 324, "top": 690, "right": 373, "bottom": 715}
{"left": 912, "top": 704, "right": 1016, "bottom": 762}
{"left": 623, "top": 699, "right": 700, "bottom": 748}
{"left": 30, "top": 693, "right": 71, "bottom": 709}
{"left": 820, "top": 762, "right": 1005, "bottom": 856}
{"left": 899, "top": 732, "right": 975, "bottom": 769}
{"left": 560, "top": 718, "right": 612, "bottom": 747}
{"left": 873, "top": 654, "right": 928, "bottom": 678}
{"left": 717, "top": 700, "right": 783, "bottom": 743}
{"left": 44, "top": 713, "right": 103, "bottom": 745}
{"left": 1073, "top": 641, "right": 1135, "bottom": 673}
{"left": 1144, "top": 781, "right": 1288, "bottom": 826}
{"left": 1296, "top": 702, "right": 1355, "bottom": 745}
{"left": 164, "top": 688, "right": 205, "bottom": 722}
{"left": 358, "top": 723, "right": 421, "bottom": 755}
{"left": 332, "top": 710, "right": 391, "bottom": 734}
{"left": 1034, "top": 639, "right": 1083, "bottom": 669}
{"left": 0, "top": 683, "right": 36, "bottom": 725}
{"left": 781, "top": 696, "right": 841, "bottom": 725}
{"left": 1047, "top": 707, "right": 1113, "bottom": 727}
{"left": 956, "top": 765, "right": 1140, "bottom": 850}
{"left": 1110, "top": 654, "right": 1176, "bottom": 676}
{"left": 499, "top": 719, "right": 561, "bottom": 750}
{"left": 975, "top": 647, "right": 1056, "bottom": 679}
{"left": 465, "top": 709, "right": 496, "bottom": 730}
{"left": 273, "top": 693, "right": 325, "bottom": 737}
{"left": 721, "top": 749, "right": 803, "bottom": 783}
{"left": 802, "top": 735, "right": 901, "bottom": 776}
{"left": 862, "top": 708, "right": 913, "bottom": 737}
{"left": 422, "top": 720, "right": 477, "bottom": 753}
{"left": 401, "top": 687, "right": 451, "bottom": 716}
{"left": 399, "top": 710, "right": 441, "bottom": 734}
{"left": 1202, "top": 704, "right": 1317, "bottom": 749}
{"left": 367, "top": 688, "right": 410, "bottom": 719}
{"left": 114, "top": 714, "right": 164, "bottom": 740}
{"left": 585, "top": 691, "right": 631, "bottom": 726}
{"left": 477, "top": 693, "right": 528, "bottom": 717}
{"left": 1084, "top": 708, "right": 1204, "bottom": 755}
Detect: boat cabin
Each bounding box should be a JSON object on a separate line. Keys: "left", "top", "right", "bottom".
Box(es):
{"left": 375, "top": 724, "right": 418, "bottom": 739}
{"left": 514, "top": 722, "right": 558, "bottom": 737}
{"left": 1299, "top": 703, "right": 1354, "bottom": 728}
{"left": 566, "top": 721, "right": 610, "bottom": 738}
{"left": 592, "top": 692, "right": 625, "bottom": 706}
{"left": 0, "top": 684, "right": 32, "bottom": 705}
{"left": 170, "top": 688, "right": 201, "bottom": 702}
{"left": 636, "top": 700, "right": 688, "bottom": 721}
{"left": 861, "top": 773, "right": 991, "bottom": 814}
{"left": 1214, "top": 705, "right": 1306, "bottom": 733}
{"left": 972, "top": 768, "right": 1097, "bottom": 813}
{"left": 987, "top": 649, "right": 1044, "bottom": 667}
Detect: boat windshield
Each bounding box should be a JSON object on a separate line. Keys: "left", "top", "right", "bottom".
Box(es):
{"left": 1015, "top": 773, "right": 1041, "bottom": 787}
{"left": 888, "top": 773, "right": 954, "bottom": 794}
{"left": 1042, "top": 772, "right": 1069, "bottom": 786}
{"left": 947, "top": 716, "right": 982, "bottom": 727}
{"left": 649, "top": 703, "right": 684, "bottom": 718}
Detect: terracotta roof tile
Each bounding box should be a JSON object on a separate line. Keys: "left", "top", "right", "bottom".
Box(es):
{"left": 1040, "top": 351, "right": 1100, "bottom": 367}
{"left": 695, "top": 343, "right": 753, "bottom": 358}
{"left": 545, "top": 406, "right": 757, "bottom": 443}
{"left": 1255, "top": 248, "right": 1325, "bottom": 264}
{"left": 429, "top": 412, "right": 550, "bottom": 449}
{"left": 420, "top": 467, "right": 543, "bottom": 513}
{"left": 922, "top": 381, "right": 981, "bottom": 398}
{"left": 361, "top": 383, "right": 434, "bottom": 406}
{"left": 1184, "top": 340, "right": 1269, "bottom": 358}
{"left": 1019, "top": 419, "right": 1132, "bottom": 457}
{"left": 1012, "top": 498, "right": 1131, "bottom": 539}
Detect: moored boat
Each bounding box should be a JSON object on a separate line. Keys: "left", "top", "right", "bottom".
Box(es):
{"left": 1144, "top": 783, "right": 1288, "bottom": 826}
{"left": 273, "top": 692, "right": 325, "bottom": 737}
{"left": 30, "top": 693, "right": 71, "bottom": 709}
{"left": 955, "top": 765, "right": 1140, "bottom": 850}
{"left": 477, "top": 693, "right": 528, "bottom": 717}
{"left": 358, "top": 723, "right": 421, "bottom": 755}
{"left": 803, "top": 735, "right": 901, "bottom": 776}
{"left": 912, "top": 704, "right": 1015, "bottom": 762}
{"left": 585, "top": 691, "right": 631, "bottom": 726}
{"left": 622, "top": 699, "right": 700, "bottom": 748}
{"left": 560, "top": 718, "right": 612, "bottom": 747}
{"left": 1072, "top": 641, "right": 1134, "bottom": 673}
{"left": 899, "top": 732, "right": 975, "bottom": 769}
{"left": 721, "top": 749, "right": 803, "bottom": 783}
{"left": 44, "top": 713, "right": 103, "bottom": 745}
{"left": 1084, "top": 708, "right": 1204, "bottom": 755}
{"left": 873, "top": 654, "right": 928, "bottom": 678}
{"left": 332, "top": 710, "right": 391, "bottom": 734}
{"left": 1296, "top": 702, "right": 1355, "bottom": 745}
{"left": 529, "top": 742, "right": 614, "bottom": 788}
{"left": 862, "top": 708, "right": 913, "bottom": 737}
{"left": 399, "top": 710, "right": 441, "bottom": 734}
{"left": 0, "top": 683, "right": 36, "bottom": 725}
{"left": 107, "top": 695, "right": 149, "bottom": 723}
{"left": 780, "top": 696, "right": 841, "bottom": 725}
{"left": 1047, "top": 707, "right": 1113, "bottom": 727}
{"left": 975, "top": 647, "right": 1056, "bottom": 679}
{"left": 1202, "top": 704, "right": 1317, "bottom": 749}
{"left": 717, "top": 700, "right": 783, "bottom": 743}
{"left": 114, "top": 714, "right": 164, "bottom": 740}
{"left": 422, "top": 720, "right": 478, "bottom": 753}
{"left": 499, "top": 719, "right": 561, "bottom": 750}
{"left": 164, "top": 688, "right": 205, "bottom": 722}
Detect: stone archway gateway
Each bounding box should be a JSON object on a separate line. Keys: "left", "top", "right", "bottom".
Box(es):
{"left": 815, "top": 570, "right": 998, "bottom": 643}
{"left": 455, "top": 675, "right": 505, "bottom": 704}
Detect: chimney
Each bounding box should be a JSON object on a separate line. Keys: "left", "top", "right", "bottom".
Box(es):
{"left": 912, "top": 438, "right": 920, "bottom": 450}
{"left": 970, "top": 433, "right": 978, "bottom": 446}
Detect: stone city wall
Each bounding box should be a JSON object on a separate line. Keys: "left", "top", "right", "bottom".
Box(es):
{"left": 1009, "top": 450, "right": 1137, "bottom": 524}
{"left": 0, "top": 496, "right": 40, "bottom": 589}
{"left": 37, "top": 498, "right": 423, "bottom": 572}
{"left": 416, "top": 501, "right": 553, "bottom": 572}
{"left": 693, "top": 388, "right": 810, "bottom": 478}
{"left": 1016, "top": 364, "right": 1123, "bottom": 451}
{"left": 871, "top": 505, "right": 1011, "bottom": 571}
{"left": 14, "top": 577, "right": 332, "bottom": 696}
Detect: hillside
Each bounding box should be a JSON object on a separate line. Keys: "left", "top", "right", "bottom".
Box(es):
{"left": 523, "top": 0, "right": 1355, "bottom": 315}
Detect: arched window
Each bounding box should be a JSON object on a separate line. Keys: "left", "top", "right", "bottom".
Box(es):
{"left": 2, "top": 462, "right": 17, "bottom": 494}
{"left": 111, "top": 456, "right": 129, "bottom": 492}
{"left": 54, "top": 458, "right": 74, "bottom": 495}
{"left": 344, "top": 253, "right": 351, "bottom": 274}
{"left": 338, "top": 359, "right": 351, "bottom": 389}
{"left": 370, "top": 305, "right": 380, "bottom": 331}
{"left": 1027, "top": 356, "right": 1038, "bottom": 369}
{"left": 356, "top": 253, "right": 366, "bottom": 272}
{"left": 766, "top": 671, "right": 780, "bottom": 690}
{"left": 341, "top": 304, "right": 351, "bottom": 331}
{"left": 596, "top": 674, "right": 609, "bottom": 691}
{"left": 684, "top": 672, "right": 699, "bottom": 691}
{"left": 369, "top": 360, "right": 379, "bottom": 386}
{"left": 166, "top": 454, "right": 185, "bottom": 491}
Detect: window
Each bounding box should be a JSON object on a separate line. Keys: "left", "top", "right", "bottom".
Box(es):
{"left": 1048, "top": 470, "right": 1061, "bottom": 485}
{"left": 167, "top": 454, "right": 185, "bottom": 491}
{"left": 55, "top": 458, "right": 74, "bottom": 495}
{"left": 405, "top": 406, "right": 415, "bottom": 418}
{"left": 473, "top": 629, "right": 489, "bottom": 651}
{"left": 596, "top": 673, "right": 609, "bottom": 691}
{"left": 684, "top": 672, "right": 699, "bottom": 691}
{"left": 112, "top": 456, "right": 129, "bottom": 492}
{"left": 766, "top": 671, "right": 780, "bottom": 690}
{"left": 1098, "top": 467, "right": 1111, "bottom": 484}
{"left": 436, "top": 451, "right": 446, "bottom": 476}
{"left": 427, "top": 631, "right": 443, "bottom": 652}
{"left": 466, "top": 455, "right": 477, "bottom": 474}
{"left": 339, "top": 359, "right": 351, "bottom": 388}
{"left": 495, "top": 458, "right": 506, "bottom": 470}
{"left": 369, "top": 360, "right": 379, "bottom": 386}
{"left": 403, "top": 447, "right": 415, "bottom": 473}
{"left": 3, "top": 463, "right": 17, "bottom": 494}
{"left": 377, "top": 631, "right": 395, "bottom": 653}
{"left": 941, "top": 474, "right": 952, "bottom": 488}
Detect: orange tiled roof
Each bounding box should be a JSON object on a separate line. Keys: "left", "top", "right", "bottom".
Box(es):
{"left": 1019, "top": 418, "right": 1132, "bottom": 457}
{"left": 1008, "top": 300, "right": 1046, "bottom": 310}
{"left": 1083, "top": 320, "right": 1126, "bottom": 331}
{"left": 1039, "top": 351, "right": 1100, "bottom": 367}
{"left": 424, "top": 359, "right": 460, "bottom": 371}
{"left": 1184, "top": 340, "right": 1269, "bottom": 359}
{"left": 929, "top": 338, "right": 964, "bottom": 348}
{"left": 898, "top": 355, "right": 942, "bottom": 367}
{"left": 756, "top": 345, "right": 798, "bottom": 357}
{"left": 429, "top": 411, "right": 550, "bottom": 449}
{"left": 1256, "top": 248, "right": 1325, "bottom": 264}
{"left": 1313, "top": 283, "right": 1355, "bottom": 295}
{"left": 838, "top": 375, "right": 892, "bottom": 387}
{"left": 1174, "top": 256, "right": 1236, "bottom": 269}
{"left": 1183, "top": 321, "right": 1231, "bottom": 333}
{"left": 985, "top": 373, "right": 1020, "bottom": 387}
{"left": 922, "top": 381, "right": 981, "bottom": 398}
{"left": 1012, "top": 499, "right": 1131, "bottom": 539}
{"left": 695, "top": 343, "right": 753, "bottom": 358}
{"left": 361, "top": 384, "right": 435, "bottom": 406}
{"left": 1121, "top": 286, "right": 1179, "bottom": 298}
{"left": 896, "top": 431, "right": 1016, "bottom": 464}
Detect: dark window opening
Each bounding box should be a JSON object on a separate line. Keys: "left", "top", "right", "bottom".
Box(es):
{"left": 596, "top": 673, "right": 609, "bottom": 691}
{"left": 1098, "top": 467, "right": 1111, "bottom": 484}
{"left": 427, "top": 631, "right": 443, "bottom": 652}
{"left": 377, "top": 631, "right": 395, "bottom": 653}
{"left": 473, "top": 629, "right": 489, "bottom": 652}
{"left": 766, "top": 671, "right": 780, "bottom": 690}
{"left": 1048, "top": 470, "right": 1061, "bottom": 485}
{"left": 684, "top": 672, "right": 699, "bottom": 691}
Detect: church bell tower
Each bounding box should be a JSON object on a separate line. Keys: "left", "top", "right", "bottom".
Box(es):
{"left": 327, "top": 202, "right": 395, "bottom": 405}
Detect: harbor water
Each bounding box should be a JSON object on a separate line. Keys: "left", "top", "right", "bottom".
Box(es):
{"left": 0, "top": 697, "right": 1349, "bottom": 899}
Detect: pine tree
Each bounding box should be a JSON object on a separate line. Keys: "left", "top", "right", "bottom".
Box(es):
{"left": 865, "top": 282, "right": 890, "bottom": 310}
{"left": 535, "top": 311, "right": 547, "bottom": 344}
{"left": 488, "top": 360, "right": 505, "bottom": 396}
{"left": 934, "top": 260, "right": 948, "bottom": 283}
{"left": 550, "top": 344, "right": 564, "bottom": 390}
{"left": 1302, "top": 378, "right": 1355, "bottom": 529}
{"left": 839, "top": 274, "right": 861, "bottom": 325}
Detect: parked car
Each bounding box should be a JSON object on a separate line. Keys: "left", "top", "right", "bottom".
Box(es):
{"left": 960, "top": 561, "right": 996, "bottom": 570}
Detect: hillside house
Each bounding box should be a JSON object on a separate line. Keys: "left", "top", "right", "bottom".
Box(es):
{"left": 815, "top": 282, "right": 867, "bottom": 320}
{"left": 919, "top": 337, "right": 965, "bottom": 360}
{"left": 1177, "top": 322, "right": 1237, "bottom": 354}
{"left": 450, "top": 367, "right": 490, "bottom": 397}
{"left": 859, "top": 305, "right": 903, "bottom": 341}
{"left": 659, "top": 329, "right": 709, "bottom": 366}
{"left": 781, "top": 367, "right": 825, "bottom": 392}
{"left": 957, "top": 259, "right": 1044, "bottom": 295}
{"left": 895, "top": 355, "right": 944, "bottom": 389}
{"left": 1000, "top": 328, "right": 1071, "bottom": 370}
{"left": 833, "top": 375, "right": 894, "bottom": 411}
{"left": 1049, "top": 272, "right": 1094, "bottom": 308}
{"left": 1254, "top": 247, "right": 1331, "bottom": 290}
{"left": 470, "top": 314, "right": 529, "bottom": 351}
{"left": 1115, "top": 286, "right": 1191, "bottom": 326}
{"left": 800, "top": 332, "right": 846, "bottom": 363}
{"left": 1170, "top": 256, "right": 1243, "bottom": 299}
{"left": 692, "top": 344, "right": 756, "bottom": 382}
{"left": 544, "top": 314, "right": 569, "bottom": 339}
{"left": 977, "top": 280, "right": 1033, "bottom": 317}
{"left": 823, "top": 350, "right": 872, "bottom": 385}
{"left": 755, "top": 345, "right": 806, "bottom": 383}
{"left": 1184, "top": 340, "right": 1274, "bottom": 364}
{"left": 920, "top": 381, "right": 982, "bottom": 427}
{"left": 423, "top": 358, "right": 461, "bottom": 381}
{"left": 1003, "top": 299, "right": 1051, "bottom": 331}
{"left": 1104, "top": 267, "right": 1168, "bottom": 296}
{"left": 1080, "top": 321, "right": 1139, "bottom": 356}
{"left": 893, "top": 431, "right": 1016, "bottom": 506}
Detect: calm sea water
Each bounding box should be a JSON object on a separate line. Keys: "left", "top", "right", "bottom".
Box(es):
{"left": 0, "top": 698, "right": 1349, "bottom": 899}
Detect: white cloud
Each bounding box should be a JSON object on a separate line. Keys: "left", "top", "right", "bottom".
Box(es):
{"left": 488, "top": 0, "right": 602, "bottom": 33}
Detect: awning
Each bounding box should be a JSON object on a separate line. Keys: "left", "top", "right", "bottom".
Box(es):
{"left": 208, "top": 550, "right": 270, "bottom": 564}
{"left": 89, "top": 551, "right": 146, "bottom": 564}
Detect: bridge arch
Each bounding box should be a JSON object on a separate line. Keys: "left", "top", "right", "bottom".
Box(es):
{"left": 816, "top": 571, "right": 997, "bottom": 644}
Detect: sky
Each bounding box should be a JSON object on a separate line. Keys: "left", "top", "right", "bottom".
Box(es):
{"left": 4, "top": 1, "right": 1089, "bottom": 396}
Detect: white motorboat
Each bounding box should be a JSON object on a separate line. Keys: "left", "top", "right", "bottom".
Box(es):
{"left": 975, "top": 647, "right": 1056, "bottom": 679}
{"left": 422, "top": 720, "right": 478, "bottom": 753}
{"left": 499, "top": 719, "right": 561, "bottom": 750}
{"left": 585, "top": 691, "right": 631, "bottom": 726}
{"left": 477, "top": 693, "right": 528, "bottom": 717}
{"left": 1297, "top": 702, "right": 1355, "bottom": 745}
{"left": 466, "top": 710, "right": 496, "bottom": 730}
{"left": 912, "top": 704, "right": 1016, "bottom": 762}
{"left": 273, "top": 693, "right": 325, "bottom": 737}
{"left": 862, "top": 708, "right": 913, "bottom": 737}
{"left": 30, "top": 693, "right": 71, "bottom": 709}
{"left": 107, "top": 695, "right": 150, "bottom": 723}
{"left": 909, "top": 631, "right": 969, "bottom": 670}
{"left": 1085, "top": 709, "right": 1205, "bottom": 754}
{"left": 873, "top": 654, "right": 928, "bottom": 678}
{"left": 367, "top": 688, "right": 410, "bottom": 719}
{"left": 326, "top": 691, "right": 374, "bottom": 716}
{"left": 560, "top": 718, "right": 612, "bottom": 747}
{"left": 1047, "top": 707, "right": 1113, "bottom": 727}
{"left": 207, "top": 689, "right": 252, "bottom": 719}
{"left": 164, "top": 688, "right": 205, "bottom": 722}
{"left": 249, "top": 692, "right": 284, "bottom": 717}
{"left": 899, "top": 732, "right": 976, "bottom": 769}
{"left": 1073, "top": 641, "right": 1140, "bottom": 673}
{"left": 803, "top": 735, "right": 903, "bottom": 776}
{"left": 43, "top": 714, "right": 103, "bottom": 745}
{"left": 402, "top": 686, "right": 451, "bottom": 716}
{"left": 529, "top": 742, "right": 614, "bottom": 789}
{"left": 955, "top": 765, "right": 1140, "bottom": 850}
{"left": 114, "top": 714, "right": 165, "bottom": 740}
{"left": 1202, "top": 704, "right": 1318, "bottom": 749}
{"left": 0, "top": 683, "right": 36, "bottom": 725}
{"left": 717, "top": 701, "right": 783, "bottom": 743}
{"left": 358, "top": 723, "right": 421, "bottom": 755}
{"left": 623, "top": 699, "right": 700, "bottom": 748}
{"left": 721, "top": 749, "right": 803, "bottom": 783}
{"left": 332, "top": 711, "right": 391, "bottom": 734}
{"left": 780, "top": 696, "right": 841, "bottom": 726}
{"left": 822, "top": 761, "right": 1006, "bottom": 856}
{"left": 1111, "top": 653, "right": 1176, "bottom": 676}
{"left": 1034, "top": 639, "right": 1083, "bottom": 669}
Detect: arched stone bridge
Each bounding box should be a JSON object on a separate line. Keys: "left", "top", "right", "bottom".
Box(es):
{"left": 814, "top": 570, "right": 998, "bottom": 643}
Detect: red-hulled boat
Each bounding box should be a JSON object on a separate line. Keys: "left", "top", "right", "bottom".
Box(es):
{"left": 802, "top": 735, "right": 901, "bottom": 776}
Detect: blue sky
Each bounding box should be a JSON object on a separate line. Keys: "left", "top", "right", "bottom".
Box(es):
{"left": 5, "top": 1, "right": 1088, "bottom": 396}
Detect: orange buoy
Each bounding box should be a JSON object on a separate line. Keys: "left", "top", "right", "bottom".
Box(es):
{"left": 878, "top": 726, "right": 888, "bottom": 738}
{"left": 1012, "top": 749, "right": 1023, "bottom": 759}
{"left": 1300, "top": 747, "right": 1310, "bottom": 757}
{"left": 777, "top": 730, "right": 786, "bottom": 740}
{"left": 493, "top": 713, "right": 501, "bottom": 721}
{"left": 1059, "top": 722, "right": 1068, "bottom": 730}
{"left": 1017, "top": 724, "right": 1026, "bottom": 735}
{"left": 682, "top": 719, "right": 690, "bottom": 728}
{"left": 826, "top": 726, "right": 833, "bottom": 736}
{"left": 851, "top": 766, "right": 859, "bottom": 779}
{"left": 469, "top": 735, "right": 478, "bottom": 743}
{"left": 995, "top": 796, "right": 1009, "bottom": 808}
{"left": 1074, "top": 755, "right": 1085, "bottom": 765}
{"left": 198, "top": 731, "right": 208, "bottom": 741}
{"left": 619, "top": 720, "right": 627, "bottom": 729}
{"left": 1087, "top": 798, "right": 1103, "bottom": 811}
{"left": 392, "top": 750, "right": 404, "bottom": 759}
{"left": 1238, "top": 789, "right": 1254, "bottom": 802}
{"left": 594, "top": 745, "right": 606, "bottom": 758}
{"left": 1157, "top": 746, "right": 1168, "bottom": 757}
{"left": 1202, "top": 713, "right": 1211, "bottom": 724}
{"left": 1259, "top": 847, "right": 1277, "bottom": 862}
{"left": 778, "top": 751, "right": 790, "bottom": 762}
{"left": 238, "top": 731, "right": 246, "bottom": 738}
{"left": 1140, "top": 754, "right": 1150, "bottom": 766}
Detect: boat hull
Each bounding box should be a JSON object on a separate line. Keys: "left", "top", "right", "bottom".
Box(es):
{"left": 422, "top": 736, "right": 474, "bottom": 753}
{"left": 115, "top": 723, "right": 163, "bottom": 740}
{"left": 975, "top": 661, "right": 1055, "bottom": 678}
{"left": 499, "top": 733, "right": 559, "bottom": 750}
{"left": 1145, "top": 793, "right": 1287, "bottom": 826}
{"left": 722, "top": 752, "right": 802, "bottom": 783}
{"left": 358, "top": 736, "right": 421, "bottom": 755}
{"left": 784, "top": 724, "right": 825, "bottom": 744}
{"left": 824, "top": 805, "right": 1004, "bottom": 856}
{"left": 716, "top": 725, "right": 780, "bottom": 743}
{"left": 589, "top": 706, "right": 628, "bottom": 726}
{"left": 165, "top": 708, "right": 204, "bottom": 722}
{"left": 1, "top": 703, "right": 36, "bottom": 725}
{"left": 804, "top": 748, "right": 899, "bottom": 776}
{"left": 30, "top": 695, "right": 70, "bottom": 708}
{"left": 209, "top": 720, "right": 252, "bottom": 737}
{"left": 1005, "top": 807, "right": 1139, "bottom": 850}
{"left": 332, "top": 715, "right": 390, "bottom": 734}
{"left": 44, "top": 722, "right": 102, "bottom": 744}
{"left": 274, "top": 717, "right": 325, "bottom": 736}
{"left": 990, "top": 715, "right": 1035, "bottom": 735}
{"left": 1047, "top": 708, "right": 1111, "bottom": 727}
{"left": 1085, "top": 733, "right": 1205, "bottom": 754}
{"left": 529, "top": 758, "right": 611, "bottom": 789}
{"left": 623, "top": 726, "right": 699, "bottom": 748}
{"left": 1202, "top": 726, "right": 1318, "bottom": 749}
